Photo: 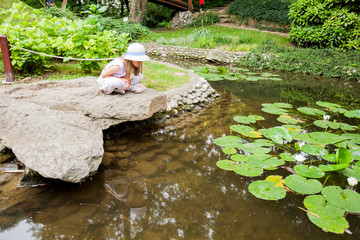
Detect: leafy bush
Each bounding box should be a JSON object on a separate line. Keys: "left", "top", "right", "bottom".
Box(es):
{"left": 0, "top": 2, "right": 129, "bottom": 73}
{"left": 238, "top": 44, "right": 360, "bottom": 80}
{"left": 143, "top": 2, "right": 174, "bottom": 28}
{"left": 191, "top": 28, "right": 215, "bottom": 48}
{"left": 288, "top": 0, "right": 360, "bottom": 50}
{"left": 189, "top": 12, "right": 220, "bottom": 27}
{"left": 228, "top": 0, "right": 291, "bottom": 26}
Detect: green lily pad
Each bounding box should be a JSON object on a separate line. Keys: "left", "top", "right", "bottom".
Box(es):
{"left": 298, "top": 134, "right": 324, "bottom": 145}
{"left": 247, "top": 156, "right": 285, "bottom": 170}
{"left": 342, "top": 166, "right": 360, "bottom": 181}
{"left": 336, "top": 147, "right": 352, "bottom": 164}
{"left": 314, "top": 120, "right": 340, "bottom": 130}
{"left": 304, "top": 195, "right": 345, "bottom": 219}
{"left": 322, "top": 154, "right": 337, "bottom": 163}
{"left": 307, "top": 213, "right": 349, "bottom": 234}
{"left": 322, "top": 186, "right": 360, "bottom": 213}
{"left": 350, "top": 149, "right": 360, "bottom": 160}
{"left": 261, "top": 107, "right": 288, "bottom": 115}
{"left": 269, "top": 77, "right": 283, "bottom": 81}
{"left": 279, "top": 153, "right": 297, "bottom": 162}
{"left": 319, "top": 163, "right": 349, "bottom": 172}
{"left": 273, "top": 103, "right": 293, "bottom": 109}
{"left": 233, "top": 115, "right": 265, "bottom": 124}
{"left": 248, "top": 180, "right": 286, "bottom": 200}
{"left": 309, "top": 132, "right": 346, "bottom": 145}
{"left": 277, "top": 115, "right": 299, "bottom": 124}
{"left": 344, "top": 109, "right": 360, "bottom": 118}
{"left": 264, "top": 127, "right": 292, "bottom": 145}
{"left": 239, "top": 143, "right": 270, "bottom": 154}
{"left": 222, "top": 147, "right": 237, "bottom": 155}
{"left": 214, "top": 135, "right": 244, "bottom": 148}
{"left": 234, "top": 163, "right": 264, "bottom": 177}
{"left": 297, "top": 107, "right": 326, "bottom": 116}
{"left": 294, "top": 165, "right": 325, "bottom": 178}
{"left": 266, "top": 175, "right": 285, "bottom": 187}
{"left": 301, "top": 144, "right": 328, "bottom": 156}
{"left": 316, "top": 101, "right": 347, "bottom": 113}
{"left": 230, "top": 125, "right": 263, "bottom": 138}
{"left": 216, "top": 160, "right": 242, "bottom": 171}
{"left": 230, "top": 154, "right": 250, "bottom": 162}
{"left": 254, "top": 139, "right": 275, "bottom": 147}
{"left": 285, "top": 175, "right": 323, "bottom": 194}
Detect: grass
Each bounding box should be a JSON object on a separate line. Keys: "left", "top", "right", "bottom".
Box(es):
{"left": 0, "top": 60, "right": 192, "bottom": 91}
{"left": 143, "top": 61, "right": 191, "bottom": 92}
{"left": 152, "top": 25, "right": 291, "bottom": 51}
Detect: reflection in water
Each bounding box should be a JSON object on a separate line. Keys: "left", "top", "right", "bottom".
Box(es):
{"left": 0, "top": 70, "right": 359, "bottom": 239}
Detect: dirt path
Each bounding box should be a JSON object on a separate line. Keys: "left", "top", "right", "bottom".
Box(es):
{"left": 208, "top": 1, "right": 290, "bottom": 37}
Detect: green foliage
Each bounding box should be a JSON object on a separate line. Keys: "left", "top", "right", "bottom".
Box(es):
{"left": 189, "top": 12, "right": 220, "bottom": 27}
{"left": 213, "top": 101, "right": 360, "bottom": 233}
{"left": 143, "top": 2, "right": 174, "bottom": 29}
{"left": 43, "top": 5, "right": 79, "bottom": 21}
{"left": 191, "top": 0, "right": 233, "bottom": 11}
{"left": 288, "top": 0, "right": 360, "bottom": 50}
{"left": 238, "top": 44, "right": 360, "bottom": 81}
{"left": 0, "top": 2, "right": 129, "bottom": 73}
{"left": 228, "top": 0, "right": 291, "bottom": 26}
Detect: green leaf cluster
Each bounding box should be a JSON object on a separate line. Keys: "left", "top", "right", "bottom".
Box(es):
{"left": 213, "top": 101, "right": 360, "bottom": 234}
{"left": 0, "top": 2, "right": 129, "bottom": 73}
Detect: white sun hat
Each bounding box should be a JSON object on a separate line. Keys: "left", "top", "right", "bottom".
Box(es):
{"left": 123, "top": 43, "right": 150, "bottom": 61}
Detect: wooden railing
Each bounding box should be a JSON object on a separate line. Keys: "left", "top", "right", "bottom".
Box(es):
{"left": 149, "top": 0, "right": 194, "bottom": 11}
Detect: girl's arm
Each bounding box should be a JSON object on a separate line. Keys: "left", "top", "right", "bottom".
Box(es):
{"left": 101, "top": 65, "right": 122, "bottom": 78}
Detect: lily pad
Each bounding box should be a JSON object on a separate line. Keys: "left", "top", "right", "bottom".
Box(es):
{"left": 319, "top": 163, "right": 349, "bottom": 172}
{"left": 277, "top": 115, "right": 299, "bottom": 124}
{"left": 322, "top": 186, "right": 360, "bottom": 213}
{"left": 342, "top": 166, "right": 360, "bottom": 181}
{"left": 264, "top": 127, "right": 292, "bottom": 145}
{"left": 230, "top": 154, "right": 250, "bottom": 162}
{"left": 254, "top": 139, "right": 275, "bottom": 147}
{"left": 294, "top": 165, "right": 325, "bottom": 178}
{"left": 266, "top": 175, "right": 285, "bottom": 187}
{"left": 233, "top": 115, "right": 265, "bottom": 124}
{"left": 214, "top": 136, "right": 244, "bottom": 148}
{"left": 247, "top": 156, "right": 285, "bottom": 170}
{"left": 216, "top": 160, "right": 242, "bottom": 171}
{"left": 297, "top": 107, "right": 326, "bottom": 116}
{"left": 222, "top": 147, "right": 237, "bottom": 155}
{"left": 234, "top": 164, "right": 264, "bottom": 177}
{"left": 344, "top": 109, "right": 360, "bottom": 118}
{"left": 322, "top": 154, "right": 337, "bottom": 163}
{"left": 239, "top": 143, "right": 270, "bottom": 154}
{"left": 279, "top": 153, "right": 297, "bottom": 162}
{"left": 307, "top": 213, "right": 349, "bottom": 234}
{"left": 304, "top": 195, "right": 345, "bottom": 219}
{"left": 230, "top": 125, "right": 263, "bottom": 138}
{"left": 261, "top": 107, "right": 288, "bottom": 115}
{"left": 336, "top": 147, "right": 352, "bottom": 164}
{"left": 316, "top": 101, "right": 347, "bottom": 113}
{"left": 285, "top": 175, "right": 323, "bottom": 194}
{"left": 309, "top": 132, "right": 346, "bottom": 145}
{"left": 273, "top": 103, "right": 293, "bottom": 109}
{"left": 301, "top": 144, "right": 328, "bottom": 156}
{"left": 248, "top": 180, "right": 286, "bottom": 200}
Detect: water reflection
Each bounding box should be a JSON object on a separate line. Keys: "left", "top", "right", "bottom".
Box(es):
{"left": 1, "top": 70, "right": 360, "bottom": 239}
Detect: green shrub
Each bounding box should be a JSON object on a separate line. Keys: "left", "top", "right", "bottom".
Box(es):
{"left": 143, "top": 2, "right": 174, "bottom": 28}
{"left": 191, "top": 28, "right": 216, "bottom": 48}
{"left": 238, "top": 44, "right": 360, "bottom": 80}
{"left": 0, "top": 2, "right": 129, "bottom": 73}
{"left": 189, "top": 12, "right": 220, "bottom": 27}
{"left": 228, "top": 0, "right": 291, "bottom": 26}
{"left": 289, "top": 0, "right": 360, "bottom": 50}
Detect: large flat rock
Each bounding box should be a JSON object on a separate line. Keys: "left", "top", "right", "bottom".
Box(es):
{"left": 0, "top": 77, "right": 167, "bottom": 182}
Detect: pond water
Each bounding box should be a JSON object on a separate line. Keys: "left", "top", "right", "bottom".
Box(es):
{"left": 0, "top": 63, "right": 359, "bottom": 240}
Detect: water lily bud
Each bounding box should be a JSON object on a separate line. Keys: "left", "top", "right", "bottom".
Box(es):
{"left": 347, "top": 177, "right": 358, "bottom": 187}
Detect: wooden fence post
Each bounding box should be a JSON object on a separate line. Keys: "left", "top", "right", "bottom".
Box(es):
{"left": 0, "top": 34, "right": 15, "bottom": 83}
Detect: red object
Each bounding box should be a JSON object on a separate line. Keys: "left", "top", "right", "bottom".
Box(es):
{"left": 199, "top": 0, "right": 204, "bottom": 5}
{"left": 0, "top": 34, "right": 15, "bottom": 82}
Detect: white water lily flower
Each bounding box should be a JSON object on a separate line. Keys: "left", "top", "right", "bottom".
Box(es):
{"left": 123, "top": 17, "right": 129, "bottom": 22}
{"left": 347, "top": 177, "right": 358, "bottom": 187}
{"left": 323, "top": 115, "right": 330, "bottom": 121}
{"left": 294, "top": 153, "right": 306, "bottom": 162}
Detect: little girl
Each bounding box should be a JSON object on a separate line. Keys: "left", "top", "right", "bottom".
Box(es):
{"left": 97, "top": 43, "right": 150, "bottom": 94}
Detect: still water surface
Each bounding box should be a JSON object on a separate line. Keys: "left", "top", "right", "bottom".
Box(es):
{"left": 0, "top": 66, "right": 359, "bottom": 240}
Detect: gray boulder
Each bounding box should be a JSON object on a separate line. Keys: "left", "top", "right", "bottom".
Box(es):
{"left": 0, "top": 77, "right": 167, "bottom": 182}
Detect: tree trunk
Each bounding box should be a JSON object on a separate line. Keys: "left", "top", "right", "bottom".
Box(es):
{"left": 129, "top": 0, "right": 148, "bottom": 23}
{"left": 62, "top": 0, "right": 68, "bottom": 9}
